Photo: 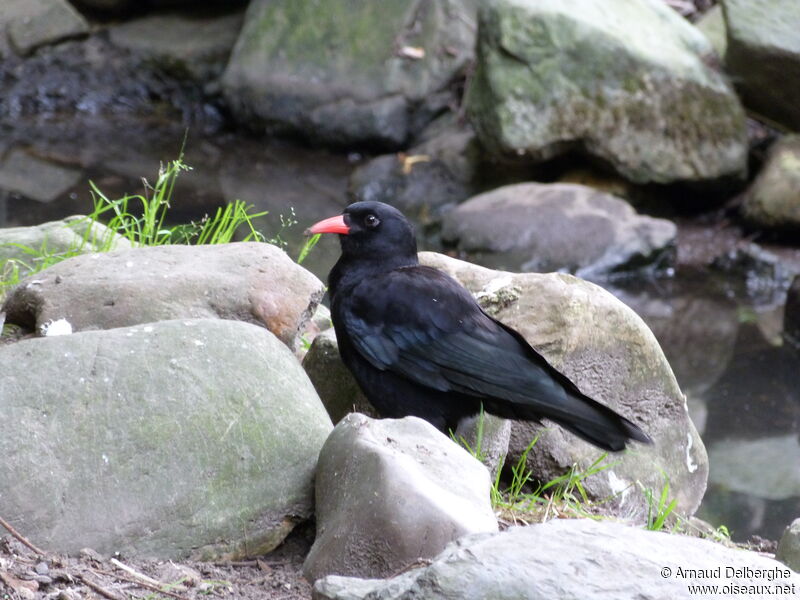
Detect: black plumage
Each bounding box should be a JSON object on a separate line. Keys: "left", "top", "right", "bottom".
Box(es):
{"left": 309, "top": 201, "right": 651, "bottom": 451}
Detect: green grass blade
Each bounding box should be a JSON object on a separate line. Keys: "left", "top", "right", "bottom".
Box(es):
{"left": 298, "top": 233, "right": 321, "bottom": 264}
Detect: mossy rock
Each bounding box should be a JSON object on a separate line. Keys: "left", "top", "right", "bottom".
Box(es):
{"left": 467, "top": 0, "right": 747, "bottom": 186}
{"left": 222, "top": 0, "right": 477, "bottom": 147}
{"left": 0, "top": 318, "right": 332, "bottom": 559}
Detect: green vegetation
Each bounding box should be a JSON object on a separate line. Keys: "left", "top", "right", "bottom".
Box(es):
{"left": 0, "top": 238, "right": 81, "bottom": 295}
{"left": 453, "top": 415, "right": 739, "bottom": 544}
{"left": 0, "top": 156, "right": 311, "bottom": 300}
{"left": 451, "top": 413, "right": 700, "bottom": 535}
{"left": 640, "top": 473, "right": 679, "bottom": 532}
{"left": 491, "top": 435, "right": 618, "bottom": 525}
{"left": 86, "top": 157, "right": 267, "bottom": 247}
{"left": 298, "top": 232, "right": 321, "bottom": 265}
{"left": 450, "top": 404, "right": 489, "bottom": 464}
{"left": 451, "top": 411, "right": 622, "bottom": 525}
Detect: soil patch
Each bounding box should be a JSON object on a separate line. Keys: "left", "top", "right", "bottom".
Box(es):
{"left": 0, "top": 521, "right": 314, "bottom": 600}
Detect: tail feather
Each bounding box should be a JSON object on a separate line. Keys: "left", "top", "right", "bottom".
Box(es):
{"left": 508, "top": 390, "right": 652, "bottom": 452}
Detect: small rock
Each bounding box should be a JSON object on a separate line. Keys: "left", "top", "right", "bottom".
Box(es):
{"left": 710, "top": 243, "right": 793, "bottom": 307}
{"left": 34, "top": 561, "right": 49, "bottom": 575}
{"left": 0, "top": 149, "right": 82, "bottom": 202}
{"left": 708, "top": 434, "right": 800, "bottom": 501}
{"left": 348, "top": 114, "right": 482, "bottom": 225}
{"left": 740, "top": 135, "right": 800, "bottom": 232}
{"left": 777, "top": 518, "right": 800, "bottom": 572}
{"left": 156, "top": 563, "right": 202, "bottom": 587}
{"left": 348, "top": 151, "right": 471, "bottom": 225}
{"left": 303, "top": 414, "right": 497, "bottom": 582}
{"left": 108, "top": 10, "right": 245, "bottom": 82}
{"left": 452, "top": 412, "right": 511, "bottom": 478}
{"left": 695, "top": 4, "right": 727, "bottom": 61}
{"left": 78, "top": 548, "right": 104, "bottom": 562}
{"left": 2, "top": 0, "right": 89, "bottom": 57}
{"left": 0, "top": 216, "right": 130, "bottom": 276}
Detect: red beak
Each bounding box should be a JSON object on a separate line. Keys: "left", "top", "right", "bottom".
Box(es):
{"left": 307, "top": 214, "right": 350, "bottom": 235}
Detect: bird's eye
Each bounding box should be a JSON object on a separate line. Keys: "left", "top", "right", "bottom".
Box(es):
{"left": 364, "top": 214, "right": 380, "bottom": 228}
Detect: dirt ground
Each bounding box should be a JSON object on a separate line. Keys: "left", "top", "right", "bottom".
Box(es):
{"left": 0, "top": 522, "right": 315, "bottom": 600}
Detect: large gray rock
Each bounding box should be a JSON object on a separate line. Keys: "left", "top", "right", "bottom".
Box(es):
{"left": 441, "top": 182, "right": 676, "bottom": 278}
{"left": 419, "top": 252, "right": 707, "bottom": 519}
{"left": 468, "top": 0, "right": 747, "bottom": 185}
{"left": 303, "top": 414, "right": 497, "bottom": 582}
{"left": 222, "top": 0, "right": 476, "bottom": 148}
{"left": 108, "top": 10, "right": 245, "bottom": 83}
{"left": 1, "top": 0, "right": 88, "bottom": 57}
{"left": 1, "top": 242, "right": 324, "bottom": 349}
{"left": 314, "top": 519, "right": 800, "bottom": 600}
{"left": 0, "top": 318, "right": 333, "bottom": 559}
{"left": 741, "top": 135, "right": 800, "bottom": 231}
{"left": 722, "top": 0, "right": 800, "bottom": 131}
{"left": 0, "top": 216, "right": 132, "bottom": 273}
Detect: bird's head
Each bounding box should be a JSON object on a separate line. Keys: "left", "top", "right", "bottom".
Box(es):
{"left": 308, "top": 201, "right": 418, "bottom": 265}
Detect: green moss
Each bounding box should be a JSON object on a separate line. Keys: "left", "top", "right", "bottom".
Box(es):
{"left": 240, "top": 0, "right": 413, "bottom": 86}
{"left": 467, "top": 0, "right": 747, "bottom": 183}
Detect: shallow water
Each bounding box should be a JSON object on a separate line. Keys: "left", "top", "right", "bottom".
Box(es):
{"left": 2, "top": 128, "right": 798, "bottom": 543}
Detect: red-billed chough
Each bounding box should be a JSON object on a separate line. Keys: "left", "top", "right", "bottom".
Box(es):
{"left": 308, "top": 201, "right": 652, "bottom": 452}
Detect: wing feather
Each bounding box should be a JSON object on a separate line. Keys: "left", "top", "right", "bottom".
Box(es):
{"left": 340, "top": 266, "right": 571, "bottom": 411}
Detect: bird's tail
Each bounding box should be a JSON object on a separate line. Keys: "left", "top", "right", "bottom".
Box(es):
{"left": 509, "top": 390, "right": 652, "bottom": 452}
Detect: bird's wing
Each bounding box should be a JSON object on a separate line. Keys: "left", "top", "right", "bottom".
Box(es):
{"left": 339, "top": 266, "right": 572, "bottom": 410}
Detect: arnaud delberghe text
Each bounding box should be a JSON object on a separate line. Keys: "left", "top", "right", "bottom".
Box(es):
{"left": 675, "top": 566, "right": 792, "bottom": 581}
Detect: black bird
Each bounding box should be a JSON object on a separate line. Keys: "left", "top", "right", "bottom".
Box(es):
{"left": 308, "top": 201, "right": 652, "bottom": 451}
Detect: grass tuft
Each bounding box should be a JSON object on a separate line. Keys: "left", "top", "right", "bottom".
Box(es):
{"left": 1, "top": 155, "right": 270, "bottom": 301}
{"left": 452, "top": 421, "right": 621, "bottom": 526}
{"left": 640, "top": 473, "right": 679, "bottom": 532}
{"left": 449, "top": 404, "right": 488, "bottom": 464}
{"left": 86, "top": 157, "right": 267, "bottom": 247}
{"left": 493, "top": 438, "right": 618, "bottom": 525}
